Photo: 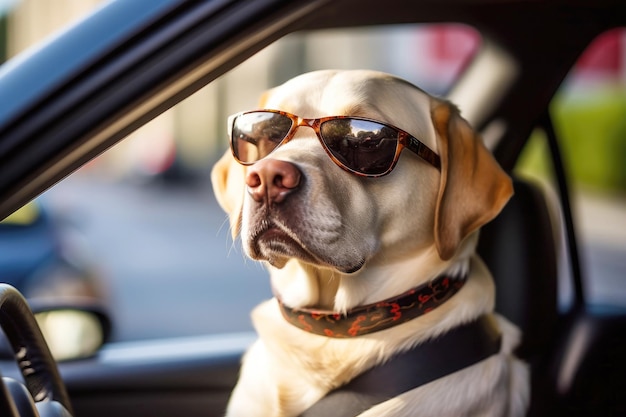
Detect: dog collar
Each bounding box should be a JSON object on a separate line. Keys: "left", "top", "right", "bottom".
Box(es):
{"left": 276, "top": 274, "right": 466, "bottom": 337}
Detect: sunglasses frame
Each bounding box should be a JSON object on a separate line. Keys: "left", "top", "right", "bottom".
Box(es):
{"left": 228, "top": 109, "right": 441, "bottom": 177}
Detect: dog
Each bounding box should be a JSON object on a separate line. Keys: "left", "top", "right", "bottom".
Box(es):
{"left": 211, "top": 69, "right": 529, "bottom": 417}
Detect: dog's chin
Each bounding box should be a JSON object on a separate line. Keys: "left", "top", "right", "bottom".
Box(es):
{"left": 249, "top": 228, "right": 365, "bottom": 274}
{"left": 252, "top": 228, "right": 315, "bottom": 268}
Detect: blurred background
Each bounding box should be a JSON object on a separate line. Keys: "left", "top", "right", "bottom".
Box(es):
{"left": 0, "top": 0, "right": 624, "bottom": 343}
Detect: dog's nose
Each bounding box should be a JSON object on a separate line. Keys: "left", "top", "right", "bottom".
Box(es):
{"left": 245, "top": 159, "right": 301, "bottom": 204}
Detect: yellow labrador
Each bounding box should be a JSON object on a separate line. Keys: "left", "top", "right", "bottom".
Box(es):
{"left": 212, "top": 70, "right": 529, "bottom": 417}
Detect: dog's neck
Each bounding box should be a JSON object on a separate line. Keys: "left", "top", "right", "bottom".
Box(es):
{"left": 269, "top": 234, "right": 477, "bottom": 314}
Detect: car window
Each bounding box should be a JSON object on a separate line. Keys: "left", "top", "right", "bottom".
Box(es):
{"left": 3, "top": 19, "right": 479, "bottom": 342}
{"left": 515, "top": 28, "right": 626, "bottom": 307}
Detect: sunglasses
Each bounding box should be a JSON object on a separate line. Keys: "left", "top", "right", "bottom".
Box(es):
{"left": 228, "top": 110, "right": 441, "bottom": 177}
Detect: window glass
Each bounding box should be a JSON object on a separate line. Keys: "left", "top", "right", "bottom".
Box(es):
{"left": 2, "top": 8, "right": 480, "bottom": 342}
{"left": 516, "top": 28, "right": 626, "bottom": 307}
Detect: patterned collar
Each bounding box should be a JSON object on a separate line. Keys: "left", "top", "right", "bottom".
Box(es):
{"left": 276, "top": 274, "right": 466, "bottom": 338}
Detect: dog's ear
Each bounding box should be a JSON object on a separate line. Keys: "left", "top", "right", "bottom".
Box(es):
{"left": 211, "top": 150, "right": 245, "bottom": 238}
{"left": 431, "top": 100, "right": 513, "bottom": 261}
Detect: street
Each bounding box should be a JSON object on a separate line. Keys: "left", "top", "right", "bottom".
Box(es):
{"left": 46, "top": 173, "right": 271, "bottom": 342}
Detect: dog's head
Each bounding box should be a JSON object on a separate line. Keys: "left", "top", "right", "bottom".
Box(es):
{"left": 212, "top": 70, "right": 512, "bottom": 288}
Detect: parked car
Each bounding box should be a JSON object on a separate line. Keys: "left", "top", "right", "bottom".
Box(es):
{"left": 0, "top": 0, "right": 625, "bottom": 416}
{"left": 0, "top": 199, "right": 107, "bottom": 302}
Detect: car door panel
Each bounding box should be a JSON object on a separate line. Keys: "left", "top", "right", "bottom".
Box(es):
{"left": 2, "top": 332, "right": 253, "bottom": 417}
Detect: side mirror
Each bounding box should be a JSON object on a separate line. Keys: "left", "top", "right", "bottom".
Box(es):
{"left": 0, "top": 299, "right": 111, "bottom": 362}
{"left": 30, "top": 300, "right": 112, "bottom": 361}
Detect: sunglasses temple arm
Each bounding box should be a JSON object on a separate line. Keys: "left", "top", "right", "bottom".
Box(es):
{"left": 407, "top": 136, "right": 441, "bottom": 170}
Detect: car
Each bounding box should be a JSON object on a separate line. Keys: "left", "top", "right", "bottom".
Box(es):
{"left": 0, "top": 199, "right": 107, "bottom": 303}
{"left": 0, "top": 0, "right": 625, "bottom": 416}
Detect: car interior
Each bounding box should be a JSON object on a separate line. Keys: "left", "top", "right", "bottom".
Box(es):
{"left": 1, "top": 0, "right": 625, "bottom": 416}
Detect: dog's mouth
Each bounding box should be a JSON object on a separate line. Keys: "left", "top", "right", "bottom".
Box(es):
{"left": 248, "top": 218, "right": 365, "bottom": 273}
{"left": 250, "top": 220, "right": 318, "bottom": 268}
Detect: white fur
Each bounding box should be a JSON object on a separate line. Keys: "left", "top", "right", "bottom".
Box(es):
{"left": 212, "top": 69, "right": 529, "bottom": 417}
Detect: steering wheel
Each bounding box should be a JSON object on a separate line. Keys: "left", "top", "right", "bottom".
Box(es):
{"left": 0, "top": 284, "right": 73, "bottom": 417}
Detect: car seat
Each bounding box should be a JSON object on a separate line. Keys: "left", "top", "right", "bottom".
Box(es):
{"left": 478, "top": 177, "right": 559, "bottom": 415}
{"left": 478, "top": 177, "right": 626, "bottom": 417}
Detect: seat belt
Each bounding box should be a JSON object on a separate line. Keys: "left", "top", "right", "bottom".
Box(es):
{"left": 299, "top": 315, "right": 502, "bottom": 417}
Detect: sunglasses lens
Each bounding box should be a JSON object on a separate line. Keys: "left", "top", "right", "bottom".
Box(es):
{"left": 231, "top": 112, "right": 293, "bottom": 163}
{"left": 320, "top": 119, "right": 399, "bottom": 175}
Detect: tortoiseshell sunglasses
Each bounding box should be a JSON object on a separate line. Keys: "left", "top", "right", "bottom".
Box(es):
{"left": 228, "top": 110, "right": 441, "bottom": 177}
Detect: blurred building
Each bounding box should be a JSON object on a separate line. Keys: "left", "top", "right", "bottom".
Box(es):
{"left": 5, "top": 0, "right": 101, "bottom": 56}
